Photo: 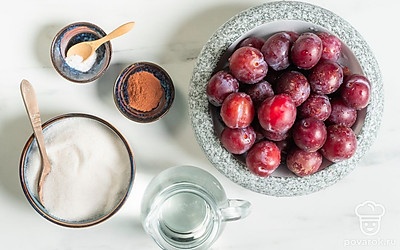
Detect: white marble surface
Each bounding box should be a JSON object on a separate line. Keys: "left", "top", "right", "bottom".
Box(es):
{"left": 0, "top": 0, "right": 399, "bottom": 249}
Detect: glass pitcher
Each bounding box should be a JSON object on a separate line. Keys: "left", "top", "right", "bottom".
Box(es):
{"left": 141, "top": 166, "right": 251, "bottom": 250}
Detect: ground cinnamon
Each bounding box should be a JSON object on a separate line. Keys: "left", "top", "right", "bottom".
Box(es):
{"left": 127, "top": 71, "right": 163, "bottom": 112}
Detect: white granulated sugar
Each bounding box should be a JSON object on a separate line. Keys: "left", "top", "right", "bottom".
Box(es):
{"left": 26, "top": 117, "right": 131, "bottom": 222}
{"left": 65, "top": 52, "right": 97, "bottom": 72}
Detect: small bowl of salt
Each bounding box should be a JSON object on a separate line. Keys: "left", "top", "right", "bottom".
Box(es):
{"left": 50, "top": 22, "right": 112, "bottom": 83}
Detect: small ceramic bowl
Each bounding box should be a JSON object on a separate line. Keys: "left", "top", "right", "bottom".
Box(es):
{"left": 189, "top": 1, "right": 384, "bottom": 196}
{"left": 50, "top": 22, "right": 112, "bottom": 83}
{"left": 114, "top": 62, "right": 175, "bottom": 123}
{"left": 19, "top": 113, "right": 135, "bottom": 227}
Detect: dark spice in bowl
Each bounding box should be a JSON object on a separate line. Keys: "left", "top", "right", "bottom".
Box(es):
{"left": 127, "top": 71, "right": 164, "bottom": 112}
{"left": 114, "top": 62, "right": 175, "bottom": 123}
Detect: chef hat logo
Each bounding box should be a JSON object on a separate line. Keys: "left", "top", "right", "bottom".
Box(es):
{"left": 355, "top": 201, "right": 385, "bottom": 236}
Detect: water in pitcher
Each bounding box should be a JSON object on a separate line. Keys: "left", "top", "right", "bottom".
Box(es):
{"left": 141, "top": 166, "right": 251, "bottom": 249}
{"left": 159, "top": 191, "right": 214, "bottom": 242}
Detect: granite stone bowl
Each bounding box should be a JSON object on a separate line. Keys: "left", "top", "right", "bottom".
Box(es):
{"left": 19, "top": 113, "right": 135, "bottom": 227}
{"left": 189, "top": 1, "right": 383, "bottom": 196}
{"left": 50, "top": 22, "right": 112, "bottom": 83}
{"left": 114, "top": 62, "right": 175, "bottom": 123}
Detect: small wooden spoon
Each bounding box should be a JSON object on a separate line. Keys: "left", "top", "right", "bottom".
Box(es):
{"left": 66, "top": 21, "right": 135, "bottom": 61}
{"left": 20, "top": 79, "right": 51, "bottom": 204}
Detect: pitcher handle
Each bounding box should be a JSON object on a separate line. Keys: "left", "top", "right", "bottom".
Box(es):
{"left": 221, "top": 199, "right": 251, "bottom": 222}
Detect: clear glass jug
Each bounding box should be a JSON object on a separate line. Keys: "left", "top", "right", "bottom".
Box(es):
{"left": 141, "top": 166, "right": 251, "bottom": 250}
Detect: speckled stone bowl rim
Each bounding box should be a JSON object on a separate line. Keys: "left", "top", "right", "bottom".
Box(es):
{"left": 113, "top": 62, "right": 175, "bottom": 123}
{"left": 50, "top": 22, "right": 112, "bottom": 84}
{"left": 19, "top": 113, "right": 135, "bottom": 227}
{"left": 189, "top": 1, "right": 384, "bottom": 196}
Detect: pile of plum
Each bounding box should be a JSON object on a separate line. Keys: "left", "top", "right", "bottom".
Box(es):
{"left": 206, "top": 31, "right": 371, "bottom": 177}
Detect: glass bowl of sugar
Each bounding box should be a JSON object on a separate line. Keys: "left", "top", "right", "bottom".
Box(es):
{"left": 19, "top": 113, "right": 134, "bottom": 227}
{"left": 50, "top": 22, "right": 112, "bottom": 83}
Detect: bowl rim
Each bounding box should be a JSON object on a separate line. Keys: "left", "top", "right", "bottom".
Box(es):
{"left": 189, "top": 1, "right": 384, "bottom": 196}
{"left": 113, "top": 61, "right": 175, "bottom": 123}
{"left": 19, "top": 113, "right": 135, "bottom": 227}
{"left": 50, "top": 21, "right": 112, "bottom": 84}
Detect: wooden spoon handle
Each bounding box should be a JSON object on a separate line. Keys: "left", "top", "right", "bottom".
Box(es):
{"left": 20, "top": 80, "right": 50, "bottom": 166}
{"left": 92, "top": 21, "right": 135, "bottom": 50}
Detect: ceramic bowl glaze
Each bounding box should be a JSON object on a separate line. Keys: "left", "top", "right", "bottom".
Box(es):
{"left": 19, "top": 113, "right": 135, "bottom": 227}
{"left": 189, "top": 1, "right": 384, "bottom": 196}
{"left": 114, "top": 62, "right": 175, "bottom": 123}
{"left": 50, "top": 22, "right": 112, "bottom": 83}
